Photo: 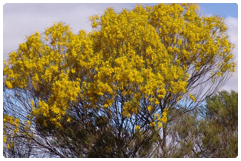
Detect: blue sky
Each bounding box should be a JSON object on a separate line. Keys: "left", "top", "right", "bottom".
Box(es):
{"left": 199, "top": 3, "right": 238, "bottom": 18}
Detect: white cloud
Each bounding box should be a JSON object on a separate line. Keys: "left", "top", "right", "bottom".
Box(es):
{"left": 226, "top": 17, "right": 238, "bottom": 40}
{"left": 219, "top": 16, "right": 238, "bottom": 92}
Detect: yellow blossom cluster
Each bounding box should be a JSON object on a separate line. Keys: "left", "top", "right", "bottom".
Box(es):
{"left": 3, "top": 114, "right": 33, "bottom": 146}
{"left": 3, "top": 115, "right": 20, "bottom": 144}
{"left": 149, "top": 109, "right": 169, "bottom": 129}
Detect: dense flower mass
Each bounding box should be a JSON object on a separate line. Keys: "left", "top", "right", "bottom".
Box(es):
{"left": 3, "top": 3, "right": 235, "bottom": 152}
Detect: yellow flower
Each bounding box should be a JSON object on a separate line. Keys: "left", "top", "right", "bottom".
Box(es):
{"left": 71, "top": 68, "right": 76, "bottom": 73}
{"left": 161, "top": 115, "right": 168, "bottom": 123}
{"left": 30, "top": 99, "right": 34, "bottom": 106}
{"left": 97, "top": 92, "right": 104, "bottom": 96}
{"left": 177, "top": 39, "right": 182, "bottom": 45}
{"left": 155, "top": 100, "right": 160, "bottom": 105}
{"left": 104, "top": 104, "right": 108, "bottom": 108}
{"left": 217, "top": 72, "right": 222, "bottom": 77}
{"left": 189, "top": 93, "right": 196, "bottom": 102}
{"left": 135, "top": 125, "right": 140, "bottom": 130}
{"left": 158, "top": 122, "right": 163, "bottom": 128}
{"left": 3, "top": 134, "right": 7, "bottom": 143}
{"left": 147, "top": 105, "right": 152, "bottom": 111}
{"left": 157, "top": 94, "right": 164, "bottom": 99}
{"left": 168, "top": 46, "right": 174, "bottom": 53}
{"left": 150, "top": 122, "right": 155, "bottom": 127}
{"left": 5, "top": 81, "right": 13, "bottom": 89}
{"left": 27, "top": 120, "right": 31, "bottom": 126}
{"left": 126, "top": 113, "right": 131, "bottom": 118}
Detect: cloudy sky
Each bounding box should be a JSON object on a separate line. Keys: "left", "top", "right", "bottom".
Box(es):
{"left": 3, "top": 3, "right": 238, "bottom": 92}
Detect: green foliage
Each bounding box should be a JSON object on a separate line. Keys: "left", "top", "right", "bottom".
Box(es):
{"left": 167, "top": 90, "right": 238, "bottom": 158}
{"left": 205, "top": 90, "right": 238, "bottom": 131}
{"left": 200, "top": 90, "right": 238, "bottom": 157}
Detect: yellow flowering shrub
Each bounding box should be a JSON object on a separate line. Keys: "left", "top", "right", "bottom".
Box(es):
{"left": 3, "top": 4, "right": 235, "bottom": 147}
